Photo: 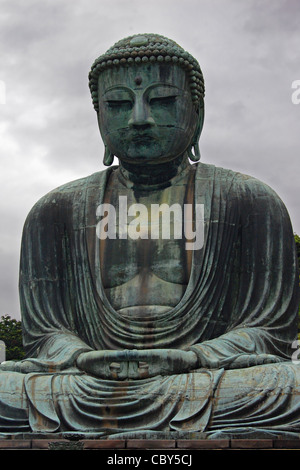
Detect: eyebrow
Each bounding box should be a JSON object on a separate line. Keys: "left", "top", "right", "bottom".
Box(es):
{"left": 101, "top": 85, "right": 134, "bottom": 98}
{"left": 101, "top": 83, "right": 182, "bottom": 97}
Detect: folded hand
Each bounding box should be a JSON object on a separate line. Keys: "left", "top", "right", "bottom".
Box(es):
{"left": 76, "top": 349, "right": 198, "bottom": 380}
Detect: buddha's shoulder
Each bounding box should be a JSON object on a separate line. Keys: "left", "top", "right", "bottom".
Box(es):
{"left": 25, "top": 168, "right": 111, "bottom": 219}
{"left": 50, "top": 168, "right": 111, "bottom": 195}
{"left": 195, "top": 162, "right": 281, "bottom": 200}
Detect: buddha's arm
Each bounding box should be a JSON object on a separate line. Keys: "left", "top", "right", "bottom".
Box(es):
{"left": 17, "top": 187, "right": 95, "bottom": 372}
{"left": 186, "top": 176, "right": 299, "bottom": 370}
{"left": 74, "top": 341, "right": 280, "bottom": 379}
{"left": 186, "top": 328, "right": 284, "bottom": 370}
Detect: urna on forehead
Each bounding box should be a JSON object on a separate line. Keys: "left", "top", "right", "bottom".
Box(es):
{"left": 97, "top": 61, "right": 189, "bottom": 93}
{"left": 89, "top": 33, "right": 205, "bottom": 112}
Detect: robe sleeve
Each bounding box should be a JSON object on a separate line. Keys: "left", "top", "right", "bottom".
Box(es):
{"left": 188, "top": 174, "right": 299, "bottom": 369}
{"left": 19, "top": 184, "right": 93, "bottom": 372}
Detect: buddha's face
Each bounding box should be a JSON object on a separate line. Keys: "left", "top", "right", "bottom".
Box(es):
{"left": 97, "top": 63, "right": 199, "bottom": 165}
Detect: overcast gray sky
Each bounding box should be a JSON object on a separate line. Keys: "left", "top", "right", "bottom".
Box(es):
{"left": 0, "top": 0, "right": 299, "bottom": 319}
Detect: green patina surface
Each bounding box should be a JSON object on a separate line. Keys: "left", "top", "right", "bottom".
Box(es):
{"left": 0, "top": 34, "right": 299, "bottom": 439}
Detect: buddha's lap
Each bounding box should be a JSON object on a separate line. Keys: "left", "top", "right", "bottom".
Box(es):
{"left": 0, "top": 361, "right": 299, "bottom": 410}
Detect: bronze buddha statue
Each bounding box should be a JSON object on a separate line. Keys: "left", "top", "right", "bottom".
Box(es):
{"left": 0, "top": 34, "right": 299, "bottom": 439}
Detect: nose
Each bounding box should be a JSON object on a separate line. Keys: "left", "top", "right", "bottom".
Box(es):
{"left": 128, "top": 97, "right": 155, "bottom": 128}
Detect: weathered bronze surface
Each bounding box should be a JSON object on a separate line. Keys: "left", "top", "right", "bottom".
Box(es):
{"left": 0, "top": 34, "right": 299, "bottom": 439}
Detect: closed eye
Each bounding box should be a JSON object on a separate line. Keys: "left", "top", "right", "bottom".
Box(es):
{"left": 149, "top": 96, "right": 177, "bottom": 105}
{"left": 106, "top": 100, "right": 132, "bottom": 108}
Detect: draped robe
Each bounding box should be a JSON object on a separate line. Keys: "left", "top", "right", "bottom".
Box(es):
{"left": 1, "top": 162, "right": 299, "bottom": 438}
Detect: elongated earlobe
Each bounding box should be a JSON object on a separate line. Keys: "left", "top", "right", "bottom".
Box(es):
{"left": 188, "top": 142, "right": 201, "bottom": 162}
{"left": 188, "top": 101, "right": 204, "bottom": 162}
{"left": 103, "top": 145, "right": 114, "bottom": 166}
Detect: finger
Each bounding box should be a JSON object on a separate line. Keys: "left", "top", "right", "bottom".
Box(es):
{"left": 130, "top": 350, "right": 151, "bottom": 363}
{"left": 128, "top": 361, "right": 140, "bottom": 379}
{"left": 260, "top": 354, "right": 281, "bottom": 364}
{"left": 137, "top": 361, "right": 150, "bottom": 379}
{"left": 116, "top": 361, "right": 129, "bottom": 380}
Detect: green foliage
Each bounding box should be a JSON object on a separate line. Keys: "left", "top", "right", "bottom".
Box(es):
{"left": 0, "top": 315, "right": 25, "bottom": 361}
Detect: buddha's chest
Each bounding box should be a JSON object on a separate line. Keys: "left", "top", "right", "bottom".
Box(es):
{"left": 98, "top": 171, "right": 194, "bottom": 293}
{"left": 100, "top": 237, "right": 190, "bottom": 289}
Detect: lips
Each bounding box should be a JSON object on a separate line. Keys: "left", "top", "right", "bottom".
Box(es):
{"left": 131, "top": 133, "right": 155, "bottom": 143}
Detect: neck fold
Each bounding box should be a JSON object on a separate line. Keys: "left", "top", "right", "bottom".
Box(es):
{"left": 117, "top": 154, "right": 191, "bottom": 191}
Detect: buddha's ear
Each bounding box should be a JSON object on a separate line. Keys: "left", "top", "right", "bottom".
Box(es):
{"left": 103, "top": 145, "right": 114, "bottom": 166}
{"left": 188, "top": 99, "right": 205, "bottom": 162}
{"left": 97, "top": 113, "right": 115, "bottom": 166}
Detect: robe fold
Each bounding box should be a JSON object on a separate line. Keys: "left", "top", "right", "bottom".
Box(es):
{"left": 0, "top": 162, "right": 299, "bottom": 436}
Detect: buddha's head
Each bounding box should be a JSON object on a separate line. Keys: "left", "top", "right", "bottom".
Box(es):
{"left": 89, "top": 34, "right": 205, "bottom": 167}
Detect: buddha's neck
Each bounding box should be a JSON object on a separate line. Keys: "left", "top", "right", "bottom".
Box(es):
{"left": 117, "top": 154, "right": 191, "bottom": 190}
